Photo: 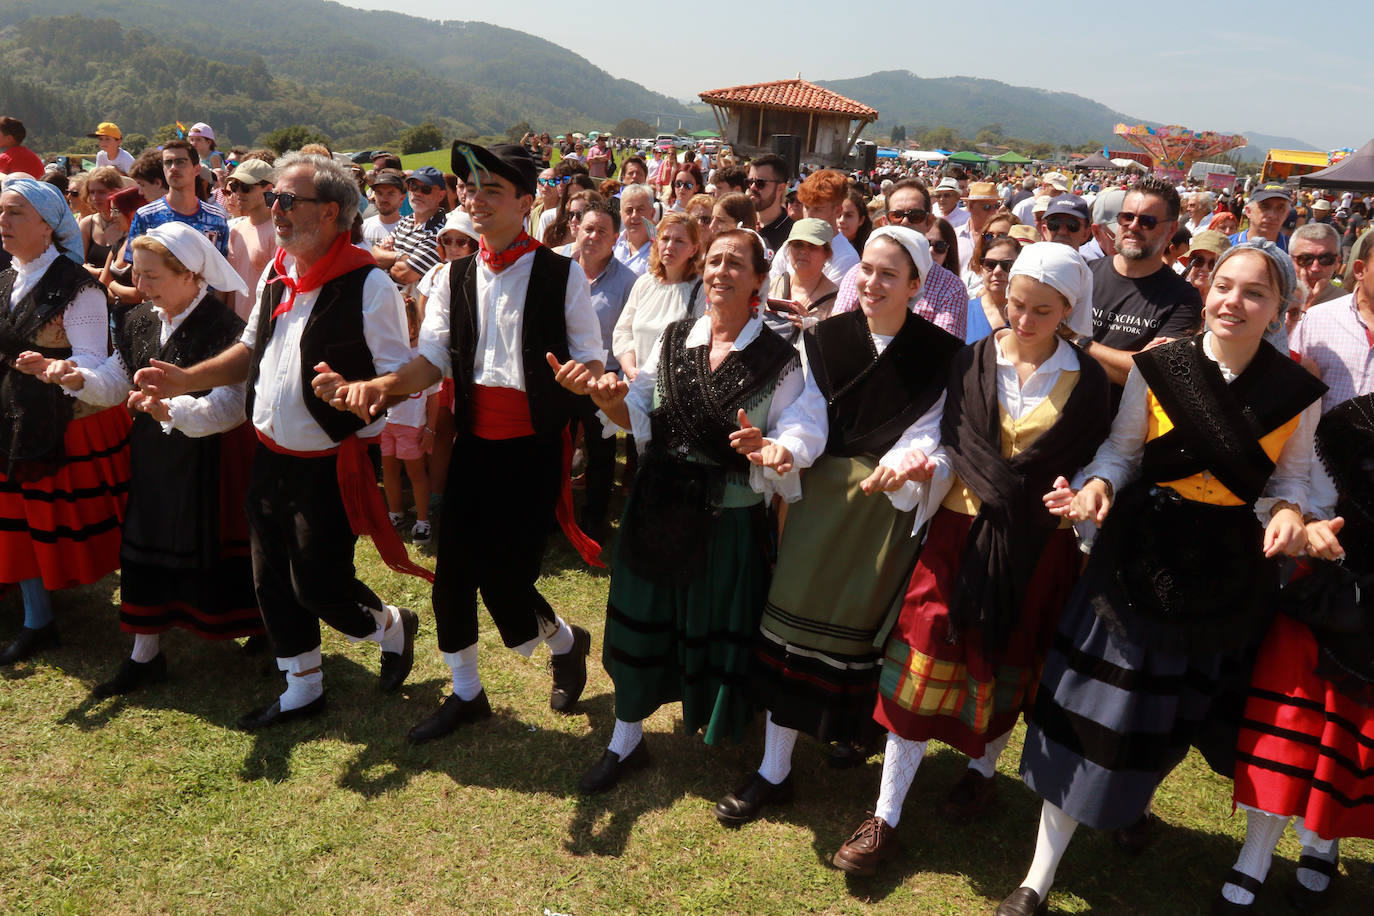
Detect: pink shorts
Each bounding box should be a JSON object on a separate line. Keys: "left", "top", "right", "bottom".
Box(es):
{"left": 381, "top": 423, "right": 427, "bottom": 460}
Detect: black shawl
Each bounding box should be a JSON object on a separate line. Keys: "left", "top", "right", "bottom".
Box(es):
{"left": 942, "top": 335, "right": 1110, "bottom": 654}
{"left": 804, "top": 309, "right": 963, "bottom": 457}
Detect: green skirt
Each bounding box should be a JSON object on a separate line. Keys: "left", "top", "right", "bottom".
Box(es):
{"left": 603, "top": 491, "right": 770, "bottom": 745}
{"left": 753, "top": 453, "right": 923, "bottom": 741}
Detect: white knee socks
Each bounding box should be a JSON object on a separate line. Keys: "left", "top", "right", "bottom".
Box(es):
{"left": 130, "top": 633, "right": 161, "bottom": 663}
{"left": 442, "top": 645, "right": 482, "bottom": 701}
{"left": 1020, "top": 800, "right": 1080, "bottom": 898}
{"left": 873, "top": 732, "right": 928, "bottom": 827}
{"left": 757, "top": 712, "right": 799, "bottom": 784}
{"left": 1222, "top": 808, "right": 1290, "bottom": 904}
{"left": 967, "top": 728, "right": 1013, "bottom": 779}
{"left": 608, "top": 718, "right": 643, "bottom": 758}
{"left": 545, "top": 616, "right": 575, "bottom": 655}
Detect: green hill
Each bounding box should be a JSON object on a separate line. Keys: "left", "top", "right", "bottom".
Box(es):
{"left": 0, "top": 0, "right": 699, "bottom": 151}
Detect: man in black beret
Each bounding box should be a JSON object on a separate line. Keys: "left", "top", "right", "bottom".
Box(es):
{"left": 319, "top": 141, "right": 608, "bottom": 742}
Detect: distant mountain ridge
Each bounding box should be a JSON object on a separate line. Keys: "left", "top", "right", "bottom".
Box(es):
{"left": 817, "top": 70, "right": 1316, "bottom": 162}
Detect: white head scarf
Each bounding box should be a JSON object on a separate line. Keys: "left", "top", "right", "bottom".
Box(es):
{"left": 865, "top": 226, "right": 932, "bottom": 298}
{"left": 143, "top": 222, "right": 248, "bottom": 296}
{"left": 1007, "top": 241, "right": 1094, "bottom": 337}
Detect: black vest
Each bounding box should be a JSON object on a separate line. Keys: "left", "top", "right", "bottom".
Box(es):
{"left": 447, "top": 246, "right": 575, "bottom": 440}
{"left": 803, "top": 309, "right": 963, "bottom": 458}
{"left": 0, "top": 256, "right": 105, "bottom": 476}
{"left": 244, "top": 265, "right": 377, "bottom": 443}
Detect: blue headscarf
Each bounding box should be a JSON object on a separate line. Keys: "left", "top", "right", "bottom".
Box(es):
{"left": 1, "top": 176, "right": 83, "bottom": 264}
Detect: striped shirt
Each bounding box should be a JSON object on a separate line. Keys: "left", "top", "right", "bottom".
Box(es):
{"left": 391, "top": 211, "right": 445, "bottom": 283}
{"left": 1292, "top": 292, "right": 1374, "bottom": 412}
{"left": 832, "top": 260, "right": 969, "bottom": 339}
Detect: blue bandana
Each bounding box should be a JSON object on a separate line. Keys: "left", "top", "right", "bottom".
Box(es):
{"left": 1, "top": 176, "right": 83, "bottom": 264}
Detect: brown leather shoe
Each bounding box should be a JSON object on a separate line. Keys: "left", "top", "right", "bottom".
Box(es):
{"left": 996, "top": 887, "right": 1048, "bottom": 916}
{"left": 1112, "top": 811, "right": 1154, "bottom": 855}
{"left": 831, "top": 815, "right": 897, "bottom": 875}
{"left": 940, "top": 768, "right": 997, "bottom": 821}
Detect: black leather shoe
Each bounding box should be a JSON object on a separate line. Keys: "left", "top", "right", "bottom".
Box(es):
{"left": 407, "top": 690, "right": 492, "bottom": 744}
{"left": 714, "top": 772, "right": 794, "bottom": 826}
{"left": 579, "top": 739, "right": 650, "bottom": 794}
{"left": 0, "top": 623, "right": 59, "bottom": 665}
{"left": 1112, "top": 810, "right": 1154, "bottom": 855}
{"left": 549, "top": 625, "right": 590, "bottom": 712}
{"left": 995, "top": 887, "right": 1048, "bottom": 916}
{"left": 93, "top": 653, "right": 168, "bottom": 698}
{"left": 237, "top": 693, "right": 327, "bottom": 731}
{"left": 378, "top": 607, "right": 419, "bottom": 692}
{"left": 1286, "top": 855, "right": 1338, "bottom": 912}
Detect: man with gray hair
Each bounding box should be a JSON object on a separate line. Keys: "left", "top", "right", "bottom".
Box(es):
{"left": 614, "top": 183, "right": 655, "bottom": 276}
{"left": 129, "top": 153, "right": 424, "bottom": 729}
{"left": 1184, "top": 191, "right": 1215, "bottom": 234}
{"left": 1289, "top": 221, "right": 1346, "bottom": 316}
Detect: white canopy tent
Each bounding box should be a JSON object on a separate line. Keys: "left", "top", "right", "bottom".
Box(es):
{"left": 901, "top": 149, "right": 948, "bottom": 162}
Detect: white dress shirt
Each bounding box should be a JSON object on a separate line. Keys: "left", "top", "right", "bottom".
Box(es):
{"left": 605, "top": 313, "right": 827, "bottom": 502}
{"left": 76, "top": 288, "right": 245, "bottom": 437}
{"left": 240, "top": 259, "right": 411, "bottom": 451}
{"left": 417, "top": 250, "right": 606, "bottom": 387}
{"left": 10, "top": 245, "right": 109, "bottom": 370}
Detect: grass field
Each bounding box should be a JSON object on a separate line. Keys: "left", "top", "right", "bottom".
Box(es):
{"left": 3, "top": 516, "right": 1372, "bottom": 914}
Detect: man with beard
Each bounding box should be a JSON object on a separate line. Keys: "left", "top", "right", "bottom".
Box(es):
{"left": 1080, "top": 176, "right": 1203, "bottom": 403}
{"left": 747, "top": 154, "right": 793, "bottom": 254}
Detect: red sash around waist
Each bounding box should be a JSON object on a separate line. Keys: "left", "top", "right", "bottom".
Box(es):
{"left": 255, "top": 429, "right": 435, "bottom": 582}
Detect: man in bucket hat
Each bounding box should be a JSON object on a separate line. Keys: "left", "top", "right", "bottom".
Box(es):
{"left": 323, "top": 141, "right": 607, "bottom": 743}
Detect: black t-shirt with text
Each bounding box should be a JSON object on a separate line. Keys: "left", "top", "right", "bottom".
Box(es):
{"left": 1089, "top": 256, "right": 1203, "bottom": 353}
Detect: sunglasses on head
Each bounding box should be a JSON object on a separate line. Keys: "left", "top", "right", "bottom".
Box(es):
{"left": 1293, "top": 252, "right": 1339, "bottom": 267}
{"left": 887, "top": 207, "right": 928, "bottom": 224}
{"left": 981, "top": 256, "right": 1017, "bottom": 273}
{"left": 263, "top": 191, "right": 321, "bottom": 211}
{"left": 1116, "top": 211, "right": 1160, "bottom": 230}
{"left": 1045, "top": 216, "right": 1083, "bottom": 233}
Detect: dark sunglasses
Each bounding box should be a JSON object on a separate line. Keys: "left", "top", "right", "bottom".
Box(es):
{"left": 971, "top": 202, "right": 998, "bottom": 213}
{"left": 263, "top": 191, "right": 321, "bottom": 211}
{"left": 746, "top": 178, "right": 782, "bottom": 188}
{"left": 981, "top": 256, "right": 1017, "bottom": 272}
{"left": 568, "top": 209, "right": 587, "bottom": 220}
{"left": 1292, "top": 252, "right": 1339, "bottom": 267}
{"left": 1116, "top": 211, "right": 1160, "bottom": 230}
{"left": 226, "top": 180, "right": 263, "bottom": 195}
{"left": 1045, "top": 216, "right": 1083, "bottom": 233}
{"left": 673, "top": 180, "right": 697, "bottom": 189}
{"left": 406, "top": 183, "right": 442, "bottom": 194}
{"left": 1189, "top": 254, "right": 1218, "bottom": 270}
{"left": 887, "top": 207, "right": 928, "bottom": 224}
{"left": 928, "top": 240, "right": 950, "bottom": 253}
{"left": 981, "top": 232, "right": 1010, "bottom": 243}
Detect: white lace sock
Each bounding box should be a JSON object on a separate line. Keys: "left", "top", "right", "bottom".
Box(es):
{"left": 441, "top": 645, "right": 482, "bottom": 701}
{"left": 130, "top": 632, "right": 161, "bottom": 663}
{"left": 378, "top": 606, "right": 406, "bottom": 654}
{"left": 1020, "top": 801, "right": 1080, "bottom": 898}
{"left": 545, "top": 616, "right": 575, "bottom": 655}
{"left": 608, "top": 718, "right": 643, "bottom": 758}
{"left": 757, "top": 712, "right": 799, "bottom": 784}
{"left": 873, "top": 732, "right": 927, "bottom": 828}
{"left": 967, "top": 728, "right": 1014, "bottom": 778}
{"left": 1295, "top": 826, "right": 1338, "bottom": 892}
{"left": 279, "top": 670, "right": 323, "bottom": 711}
{"left": 1221, "top": 808, "right": 1289, "bottom": 904}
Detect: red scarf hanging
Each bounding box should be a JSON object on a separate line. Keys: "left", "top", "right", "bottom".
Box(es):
{"left": 479, "top": 230, "right": 540, "bottom": 274}
{"left": 269, "top": 233, "right": 377, "bottom": 318}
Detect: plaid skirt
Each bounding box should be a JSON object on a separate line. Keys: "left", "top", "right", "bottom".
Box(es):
{"left": 873, "top": 508, "right": 1080, "bottom": 758}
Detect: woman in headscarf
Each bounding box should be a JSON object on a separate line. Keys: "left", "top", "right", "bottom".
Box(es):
{"left": 17, "top": 222, "right": 262, "bottom": 694}
{"left": 0, "top": 177, "right": 131, "bottom": 664}
{"left": 833, "top": 243, "right": 1111, "bottom": 877}
{"left": 995, "top": 240, "right": 1326, "bottom": 916}
{"left": 716, "top": 227, "right": 963, "bottom": 827}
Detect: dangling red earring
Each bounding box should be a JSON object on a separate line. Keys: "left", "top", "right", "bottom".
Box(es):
{"left": 749, "top": 290, "right": 761, "bottom": 319}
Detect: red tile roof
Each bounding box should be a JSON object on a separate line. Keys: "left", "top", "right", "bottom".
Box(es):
{"left": 699, "top": 79, "right": 877, "bottom": 120}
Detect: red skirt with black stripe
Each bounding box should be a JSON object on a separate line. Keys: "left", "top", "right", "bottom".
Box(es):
{"left": 0, "top": 406, "right": 130, "bottom": 589}
{"left": 1234, "top": 612, "right": 1374, "bottom": 841}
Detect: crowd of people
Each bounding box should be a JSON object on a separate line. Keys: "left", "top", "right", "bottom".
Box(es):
{"left": 2, "top": 111, "right": 1374, "bottom": 914}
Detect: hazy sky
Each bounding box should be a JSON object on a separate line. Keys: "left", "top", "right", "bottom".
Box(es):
{"left": 340, "top": 1, "right": 1366, "bottom": 150}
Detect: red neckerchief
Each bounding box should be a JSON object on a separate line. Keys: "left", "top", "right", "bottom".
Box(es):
{"left": 268, "top": 233, "right": 377, "bottom": 318}
{"left": 479, "top": 230, "right": 540, "bottom": 273}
